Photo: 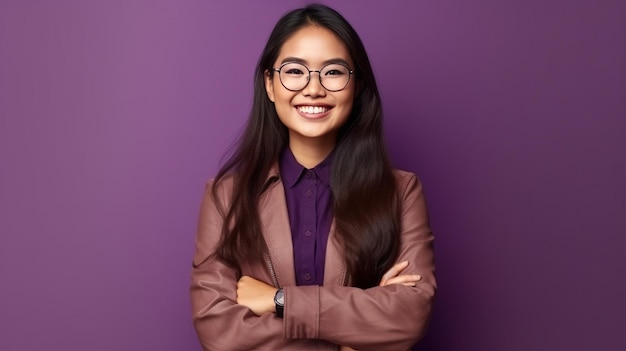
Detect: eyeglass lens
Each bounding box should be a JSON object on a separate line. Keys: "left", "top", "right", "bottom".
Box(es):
{"left": 278, "top": 63, "right": 351, "bottom": 91}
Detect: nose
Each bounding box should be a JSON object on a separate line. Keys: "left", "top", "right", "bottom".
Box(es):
{"left": 302, "top": 70, "right": 326, "bottom": 97}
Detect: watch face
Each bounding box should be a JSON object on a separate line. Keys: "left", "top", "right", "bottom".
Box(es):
{"left": 275, "top": 290, "right": 284, "bottom": 305}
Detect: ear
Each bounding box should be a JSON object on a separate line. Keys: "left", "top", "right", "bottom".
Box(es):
{"left": 264, "top": 69, "right": 275, "bottom": 102}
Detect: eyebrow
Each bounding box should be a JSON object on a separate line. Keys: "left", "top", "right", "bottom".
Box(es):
{"left": 280, "top": 57, "right": 352, "bottom": 67}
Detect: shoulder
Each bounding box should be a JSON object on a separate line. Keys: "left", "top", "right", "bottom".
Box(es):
{"left": 205, "top": 167, "right": 282, "bottom": 206}
{"left": 207, "top": 162, "right": 281, "bottom": 196}
{"left": 204, "top": 174, "right": 237, "bottom": 208}
{"left": 207, "top": 174, "right": 235, "bottom": 191}
{"left": 393, "top": 169, "right": 420, "bottom": 188}
{"left": 392, "top": 168, "right": 416, "bottom": 183}
{"left": 392, "top": 168, "right": 422, "bottom": 191}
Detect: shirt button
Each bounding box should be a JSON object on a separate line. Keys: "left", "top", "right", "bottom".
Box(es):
{"left": 304, "top": 273, "right": 311, "bottom": 281}
{"left": 306, "top": 171, "right": 313, "bottom": 178}
{"left": 306, "top": 190, "right": 312, "bottom": 197}
{"left": 305, "top": 230, "right": 312, "bottom": 237}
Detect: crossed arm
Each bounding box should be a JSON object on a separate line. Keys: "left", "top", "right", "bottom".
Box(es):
{"left": 237, "top": 260, "right": 421, "bottom": 351}
{"left": 236, "top": 260, "right": 422, "bottom": 316}
{"left": 191, "top": 173, "right": 435, "bottom": 350}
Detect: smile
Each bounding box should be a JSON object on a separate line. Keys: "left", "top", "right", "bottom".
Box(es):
{"left": 297, "top": 105, "right": 330, "bottom": 114}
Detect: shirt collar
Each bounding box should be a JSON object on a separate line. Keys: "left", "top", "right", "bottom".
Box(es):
{"left": 279, "top": 147, "right": 333, "bottom": 188}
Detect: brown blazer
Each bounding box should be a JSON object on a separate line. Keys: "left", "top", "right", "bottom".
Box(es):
{"left": 190, "top": 167, "right": 436, "bottom": 351}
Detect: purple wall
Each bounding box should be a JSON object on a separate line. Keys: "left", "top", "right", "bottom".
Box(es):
{"left": 1, "top": 1, "right": 624, "bottom": 350}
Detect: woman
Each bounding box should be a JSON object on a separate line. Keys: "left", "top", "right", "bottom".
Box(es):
{"left": 190, "top": 4, "right": 435, "bottom": 350}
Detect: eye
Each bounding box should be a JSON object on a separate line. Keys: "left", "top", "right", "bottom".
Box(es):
{"left": 324, "top": 69, "right": 345, "bottom": 76}
{"left": 322, "top": 64, "right": 349, "bottom": 77}
{"left": 281, "top": 63, "right": 308, "bottom": 76}
{"left": 285, "top": 68, "right": 305, "bottom": 75}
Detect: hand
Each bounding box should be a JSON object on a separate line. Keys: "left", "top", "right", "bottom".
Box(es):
{"left": 339, "top": 262, "right": 419, "bottom": 351}
{"left": 379, "top": 260, "right": 422, "bottom": 287}
{"left": 236, "top": 276, "right": 278, "bottom": 316}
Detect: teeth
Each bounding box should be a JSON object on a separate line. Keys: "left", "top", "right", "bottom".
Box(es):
{"left": 298, "top": 106, "right": 329, "bottom": 114}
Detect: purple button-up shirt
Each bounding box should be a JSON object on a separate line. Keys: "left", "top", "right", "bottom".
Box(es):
{"left": 279, "top": 147, "right": 333, "bottom": 286}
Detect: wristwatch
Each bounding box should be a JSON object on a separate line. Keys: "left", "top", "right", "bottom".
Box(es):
{"left": 274, "top": 289, "right": 284, "bottom": 318}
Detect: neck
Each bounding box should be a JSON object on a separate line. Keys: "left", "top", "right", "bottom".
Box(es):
{"left": 288, "top": 134, "right": 336, "bottom": 168}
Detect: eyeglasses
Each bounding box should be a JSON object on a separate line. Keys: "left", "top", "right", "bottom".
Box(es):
{"left": 273, "top": 62, "right": 354, "bottom": 92}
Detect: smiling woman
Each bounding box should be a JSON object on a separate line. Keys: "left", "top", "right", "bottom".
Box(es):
{"left": 190, "top": 4, "right": 436, "bottom": 351}
{"left": 265, "top": 25, "right": 355, "bottom": 167}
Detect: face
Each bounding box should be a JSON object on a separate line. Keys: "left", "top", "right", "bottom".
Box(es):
{"left": 265, "top": 25, "right": 355, "bottom": 151}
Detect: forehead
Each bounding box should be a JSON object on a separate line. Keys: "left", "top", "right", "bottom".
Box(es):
{"left": 276, "top": 25, "right": 352, "bottom": 66}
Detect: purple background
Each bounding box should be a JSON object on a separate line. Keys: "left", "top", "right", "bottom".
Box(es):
{"left": 1, "top": 1, "right": 624, "bottom": 350}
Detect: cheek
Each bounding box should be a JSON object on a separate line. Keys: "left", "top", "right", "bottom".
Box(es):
{"left": 273, "top": 83, "right": 293, "bottom": 102}
{"left": 273, "top": 91, "right": 295, "bottom": 122}
{"left": 339, "top": 92, "right": 355, "bottom": 113}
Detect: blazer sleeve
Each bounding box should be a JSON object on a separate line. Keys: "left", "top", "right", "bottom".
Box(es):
{"left": 190, "top": 180, "right": 323, "bottom": 351}
{"left": 282, "top": 173, "right": 436, "bottom": 351}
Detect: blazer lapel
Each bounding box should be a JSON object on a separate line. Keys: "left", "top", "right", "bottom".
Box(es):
{"left": 323, "top": 220, "right": 349, "bottom": 286}
{"left": 259, "top": 179, "right": 296, "bottom": 287}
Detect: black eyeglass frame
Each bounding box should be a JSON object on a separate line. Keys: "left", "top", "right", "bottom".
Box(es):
{"left": 272, "top": 62, "right": 355, "bottom": 92}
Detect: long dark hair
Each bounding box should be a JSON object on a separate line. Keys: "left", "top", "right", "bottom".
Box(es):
{"left": 212, "top": 3, "right": 399, "bottom": 289}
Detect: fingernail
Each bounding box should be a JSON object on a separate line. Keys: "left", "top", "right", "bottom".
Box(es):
{"left": 414, "top": 275, "right": 422, "bottom": 281}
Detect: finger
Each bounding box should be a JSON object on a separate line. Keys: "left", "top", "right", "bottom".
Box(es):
{"left": 383, "top": 276, "right": 420, "bottom": 287}
{"left": 380, "top": 261, "right": 409, "bottom": 286}
{"left": 382, "top": 261, "right": 409, "bottom": 279}
{"left": 381, "top": 274, "right": 422, "bottom": 287}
